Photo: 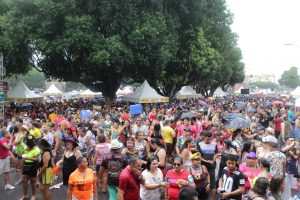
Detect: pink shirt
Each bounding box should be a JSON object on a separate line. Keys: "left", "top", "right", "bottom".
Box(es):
{"left": 178, "top": 125, "right": 197, "bottom": 138}
{"left": 0, "top": 138, "right": 9, "bottom": 159}
{"left": 239, "top": 163, "right": 260, "bottom": 193}
{"left": 95, "top": 143, "right": 110, "bottom": 165}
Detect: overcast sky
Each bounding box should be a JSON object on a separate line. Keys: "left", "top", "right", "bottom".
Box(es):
{"left": 226, "top": 0, "right": 300, "bottom": 81}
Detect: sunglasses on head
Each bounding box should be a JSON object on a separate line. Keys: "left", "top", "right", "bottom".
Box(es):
{"left": 173, "top": 163, "right": 181, "bottom": 166}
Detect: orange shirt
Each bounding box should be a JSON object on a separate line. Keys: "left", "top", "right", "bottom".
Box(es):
{"left": 68, "top": 168, "right": 95, "bottom": 200}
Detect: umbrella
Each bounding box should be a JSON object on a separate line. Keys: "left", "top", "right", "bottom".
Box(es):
{"left": 224, "top": 113, "right": 244, "bottom": 120}
{"left": 226, "top": 118, "right": 250, "bottom": 129}
{"left": 180, "top": 111, "right": 197, "bottom": 119}
{"left": 247, "top": 107, "right": 256, "bottom": 113}
{"left": 235, "top": 101, "right": 246, "bottom": 110}
{"left": 198, "top": 100, "right": 208, "bottom": 107}
{"left": 273, "top": 100, "right": 283, "bottom": 105}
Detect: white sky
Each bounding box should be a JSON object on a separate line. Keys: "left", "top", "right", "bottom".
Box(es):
{"left": 226, "top": 0, "right": 300, "bottom": 81}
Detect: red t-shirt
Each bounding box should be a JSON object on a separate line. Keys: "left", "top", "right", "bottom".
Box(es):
{"left": 121, "top": 113, "right": 130, "bottom": 121}
{"left": 0, "top": 138, "right": 9, "bottom": 159}
{"left": 119, "top": 166, "right": 140, "bottom": 200}
{"left": 274, "top": 118, "right": 283, "bottom": 132}
{"left": 166, "top": 170, "right": 190, "bottom": 200}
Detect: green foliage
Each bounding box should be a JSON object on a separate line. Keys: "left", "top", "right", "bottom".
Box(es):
{"left": 278, "top": 67, "right": 300, "bottom": 89}
{"left": 5, "top": 68, "right": 45, "bottom": 89}
{"left": 251, "top": 81, "right": 278, "bottom": 89}
{"left": 0, "top": 0, "right": 244, "bottom": 99}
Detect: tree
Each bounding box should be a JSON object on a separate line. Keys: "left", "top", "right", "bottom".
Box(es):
{"left": 278, "top": 67, "right": 300, "bottom": 89}
{"left": 251, "top": 81, "right": 278, "bottom": 90}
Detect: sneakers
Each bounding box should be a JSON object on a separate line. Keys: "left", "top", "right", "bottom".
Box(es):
{"left": 5, "top": 184, "right": 15, "bottom": 190}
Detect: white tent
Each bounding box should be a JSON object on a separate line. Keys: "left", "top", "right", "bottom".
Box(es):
{"left": 62, "top": 90, "right": 79, "bottom": 100}
{"left": 79, "top": 89, "right": 95, "bottom": 98}
{"left": 176, "top": 86, "right": 197, "bottom": 99}
{"left": 291, "top": 86, "right": 300, "bottom": 97}
{"left": 44, "top": 83, "right": 63, "bottom": 96}
{"left": 214, "top": 87, "right": 227, "bottom": 97}
{"left": 8, "top": 80, "right": 42, "bottom": 102}
{"left": 122, "top": 80, "right": 169, "bottom": 103}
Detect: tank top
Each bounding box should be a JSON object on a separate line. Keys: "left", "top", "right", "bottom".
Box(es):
{"left": 39, "top": 150, "right": 53, "bottom": 168}
{"left": 190, "top": 165, "right": 208, "bottom": 191}
{"left": 153, "top": 147, "right": 166, "bottom": 170}
{"left": 184, "top": 151, "right": 192, "bottom": 169}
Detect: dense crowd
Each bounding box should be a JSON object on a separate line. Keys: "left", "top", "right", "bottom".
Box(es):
{"left": 0, "top": 96, "right": 300, "bottom": 200}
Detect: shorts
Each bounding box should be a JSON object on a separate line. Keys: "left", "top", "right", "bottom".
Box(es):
{"left": 166, "top": 143, "right": 173, "bottom": 157}
{"left": 95, "top": 164, "right": 101, "bottom": 172}
{"left": 0, "top": 157, "right": 10, "bottom": 174}
{"left": 22, "top": 162, "right": 38, "bottom": 177}
{"left": 40, "top": 167, "right": 54, "bottom": 185}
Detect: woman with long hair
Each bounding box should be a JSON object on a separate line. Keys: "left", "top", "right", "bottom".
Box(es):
{"left": 179, "top": 138, "right": 194, "bottom": 170}
{"left": 19, "top": 135, "right": 40, "bottom": 200}
{"left": 135, "top": 131, "right": 150, "bottom": 165}
{"left": 269, "top": 175, "right": 285, "bottom": 200}
{"left": 67, "top": 157, "right": 98, "bottom": 200}
{"left": 151, "top": 138, "right": 167, "bottom": 174}
{"left": 139, "top": 156, "right": 168, "bottom": 200}
{"left": 56, "top": 136, "right": 82, "bottom": 186}
{"left": 119, "top": 119, "right": 133, "bottom": 145}
{"left": 37, "top": 139, "right": 53, "bottom": 200}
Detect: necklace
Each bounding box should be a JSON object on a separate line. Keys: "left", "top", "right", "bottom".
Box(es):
{"left": 288, "top": 148, "right": 300, "bottom": 159}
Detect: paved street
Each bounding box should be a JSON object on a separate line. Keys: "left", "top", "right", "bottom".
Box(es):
{"left": 0, "top": 166, "right": 109, "bottom": 200}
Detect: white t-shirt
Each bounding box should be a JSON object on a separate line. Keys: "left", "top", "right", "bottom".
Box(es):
{"left": 140, "top": 169, "right": 163, "bottom": 200}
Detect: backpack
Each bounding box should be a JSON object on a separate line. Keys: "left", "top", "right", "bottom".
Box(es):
{"left": 107, "top": 155, "right": 123, "bottom": 180}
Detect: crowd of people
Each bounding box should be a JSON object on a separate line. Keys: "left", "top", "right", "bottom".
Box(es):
{"left": 0, "top": 96, "right": 300, "bottom": 200}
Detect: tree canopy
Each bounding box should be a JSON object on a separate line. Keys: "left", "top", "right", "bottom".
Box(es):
{"left": 0, "top": 0, "right": 245, "bottom": 98}
{"left": 278, "top": 66, "right": 300, "bottom": 89}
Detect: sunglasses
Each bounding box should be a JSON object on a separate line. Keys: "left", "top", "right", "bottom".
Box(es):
{"left": 193, "top": 158, "right": 201, "bottom": 161}
{"left": 173, "top": 163, "right": 182, "bottom": 166}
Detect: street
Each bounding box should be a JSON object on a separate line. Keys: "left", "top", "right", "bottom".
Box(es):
{"left": 0, "top": 167, "right": 109, "bottom": 200}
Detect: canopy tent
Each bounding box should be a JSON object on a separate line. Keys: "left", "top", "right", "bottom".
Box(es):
{"left": 8, "top": 80, "right": 42, "bottom": 102}
{"left": 122, "top": 80, "right": 169, "bottom": 103}
{"left": 43, "top": 83, "right": 63, "bottom": 96}
{"left": 79, "top": 89, "right": 95, "bottom": 98}
{"left": 214, "top": 87, "right": 227, "bottom": 97}
{"left": 291, "top": 87, "right": 300, "bottom": 98}
{"left": 176, "top": 86, "right": 197, "bottom": 99}
{"left": 62, "top": 90, "right": 79, "bottom": 100}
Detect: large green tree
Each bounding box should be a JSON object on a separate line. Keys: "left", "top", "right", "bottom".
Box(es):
{"left": 278, "top": 66, "right": 300, "bottom": 89}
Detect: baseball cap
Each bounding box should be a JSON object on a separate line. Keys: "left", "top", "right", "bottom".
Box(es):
{"left": 262, "top": 135, "right": 278, "bottom": 144}
{"left": 246, "top": 152, "right": 257, "bottom": 159}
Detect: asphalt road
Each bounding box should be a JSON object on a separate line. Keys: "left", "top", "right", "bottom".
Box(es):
{"left": 0, "top": 166, "right": 109, "bottom": 200}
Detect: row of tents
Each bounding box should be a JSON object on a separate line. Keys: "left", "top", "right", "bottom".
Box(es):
{"left": 6, "top": 80, "right": 228, "bottom": 103}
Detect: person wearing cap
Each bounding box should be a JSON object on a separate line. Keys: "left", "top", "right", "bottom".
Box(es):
{"left": 239, "top": 152, "right": 260, "bottom": 193}
{"left": 37, "top": 139, "right": 53, "bottom": 200}
{"left": 189, "top": 152, "right": 210, "bottom": 200}
{"left": 262, "top": 135, "right": 286, "bottom": 177}
{"left": 176, "top": 127, "right": 193, "bottom": 154}
{"left": 57, "top": 136, "right": 82, "bottom": 186}
{"left": 99, "top": 139, "right": 128, "bottom": 200}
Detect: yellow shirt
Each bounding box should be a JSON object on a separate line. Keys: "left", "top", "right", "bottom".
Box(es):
{"left": 162, "top": 126, "right": 175, "bottom": 144}
{"left": 49, "top": 113, "right": 57, "bottom": 123}
{"left": 30, "top": 127, "right": 42, "bottom": 138}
